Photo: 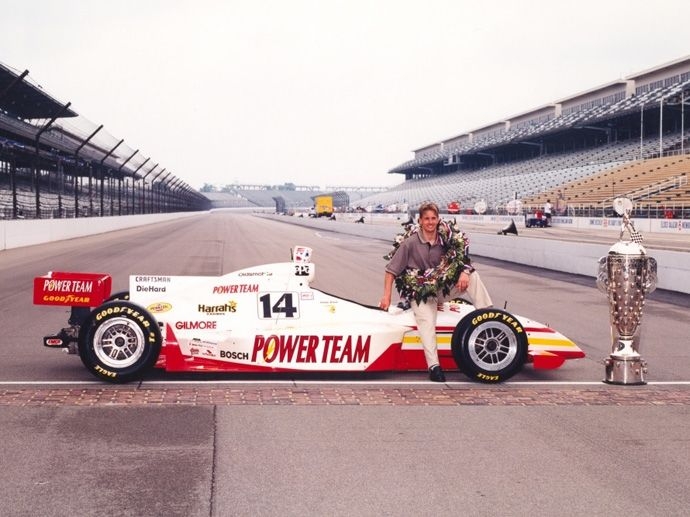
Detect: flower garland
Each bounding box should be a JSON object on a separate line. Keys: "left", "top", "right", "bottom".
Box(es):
{"left": 383, "top": 219, "right": 470, "bottom": 304}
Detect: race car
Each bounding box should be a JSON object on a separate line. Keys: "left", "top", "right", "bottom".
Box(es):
{"left": 33, "top": 245, "right": 584, "bottom": 383}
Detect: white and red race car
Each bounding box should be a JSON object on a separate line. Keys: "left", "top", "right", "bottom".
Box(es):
{"left": 33, "top": 246, "right": 584, "bottom": 383}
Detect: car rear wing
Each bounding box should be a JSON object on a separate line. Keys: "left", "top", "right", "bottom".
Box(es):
{"left": 33, "top": 271, "right": 112, "bottom": 307}
{"left": 33, "top": 272, "right": 113, "bottom": 351}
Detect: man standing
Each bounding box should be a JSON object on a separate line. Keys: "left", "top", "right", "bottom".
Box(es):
{"left": 543, "top": 199, "right": 553, "bottom": 226}
{"left": 379, "top": 201, "right": 492, "bottom": 382}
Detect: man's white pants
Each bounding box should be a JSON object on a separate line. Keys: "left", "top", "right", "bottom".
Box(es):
{"left": 411, "top": 272, "right": 493, "bottom": 369}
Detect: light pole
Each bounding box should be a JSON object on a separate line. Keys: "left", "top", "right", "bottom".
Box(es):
{"left": 659, "top": 95, "right": 664, "bottom": 158}
{"left": 682, "top": 89, "right": 686, "bottom": 155}
{"left": 639, "top": 102, "right": 644, "bottom": 159}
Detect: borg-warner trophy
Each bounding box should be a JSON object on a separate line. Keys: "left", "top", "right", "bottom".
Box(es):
{"left": 596, "top": 198, "right": 657, "bottom": 385}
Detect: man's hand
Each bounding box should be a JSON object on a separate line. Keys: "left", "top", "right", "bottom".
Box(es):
{"left": 380, "top": 271, "right": 395, "bottom": 310}
{"left": 379, "top": 294, "right": 391, "bottom": 310}
{"left": 456, "top": 270, "right": 470, "bottom": 292}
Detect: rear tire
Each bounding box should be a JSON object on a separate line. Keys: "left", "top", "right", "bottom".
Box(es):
{"left": 78, "top": 301, "right": 161, "bottom": 383}
{"left": 105, "top": 291, "right": 130, "bottom": 302}
{"left": 451, "top": 308, "right": 528, "bottom": 383}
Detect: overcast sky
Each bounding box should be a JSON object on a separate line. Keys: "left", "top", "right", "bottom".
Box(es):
{"left": 2, "top": 0, "right": 689, "bottom": 190}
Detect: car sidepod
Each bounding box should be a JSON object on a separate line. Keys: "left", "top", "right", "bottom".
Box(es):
{"left": 129, "top": 263, "right": 414, "bottom": 374}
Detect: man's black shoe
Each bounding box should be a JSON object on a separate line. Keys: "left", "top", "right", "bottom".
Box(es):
{"left": 429, "top": 365, "right": 446, "bottom": 382}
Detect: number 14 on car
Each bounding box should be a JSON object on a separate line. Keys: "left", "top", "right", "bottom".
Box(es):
{"left": 259, "top": 292, "right": 299, "bottom": 319}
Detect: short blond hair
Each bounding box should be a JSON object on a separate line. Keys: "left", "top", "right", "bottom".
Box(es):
{"left": 418, "top": 201, "right": 439, "bottom": 217}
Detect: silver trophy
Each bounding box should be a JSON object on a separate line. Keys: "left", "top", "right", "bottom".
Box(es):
{"left": 596, "top": 198, "right": 657, "bottom": 385}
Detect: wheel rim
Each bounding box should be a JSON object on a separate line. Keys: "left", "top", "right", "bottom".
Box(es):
{"left": 466, "top": 322, "right": 519, "bottom": 371}
{"left": 93, "top": 317, "right": 147, "bottom": 369}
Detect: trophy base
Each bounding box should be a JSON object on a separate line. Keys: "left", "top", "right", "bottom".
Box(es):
{"left": 604, "top": 356, "right": 647, "bottom": 385}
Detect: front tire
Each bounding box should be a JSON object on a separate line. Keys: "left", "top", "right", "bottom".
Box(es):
{"left": 78, "top": 301, "right": 162, "bottom": 383}
{"left": 452, "top": 308, "right": 528, "bottom": 383}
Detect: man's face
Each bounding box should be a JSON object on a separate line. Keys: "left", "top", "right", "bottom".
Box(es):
{"left": 419, "top": 209, "right": 439, "bottom": 233}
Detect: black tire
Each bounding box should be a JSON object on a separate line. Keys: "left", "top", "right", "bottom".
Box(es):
{"left": 105, "top": 291, "right": 130, "bottom": 302}
{"left": 451, "top": 308, "right": 528, "bottom": 383}
{"left": 78, "top": 301, "right": 162, "bottom": 383}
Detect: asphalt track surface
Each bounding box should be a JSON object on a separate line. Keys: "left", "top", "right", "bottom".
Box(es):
{"left": 1, "top": 212, "right": 689, "bottom": 516}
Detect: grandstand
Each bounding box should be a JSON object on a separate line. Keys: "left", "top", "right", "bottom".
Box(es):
{"left": 202, "top": 184, "right": 389, "bottom": 212}
{"left": 523, "top": 155, "right": 689, "bottom": 218}
{"left": 5, "top": 55, "right": 689, "bottom": 221}
{"left": 358, "top": 55, "right": 690, "bottom": 219}
{"left": 203, "top": 187, "right": 319, "bottom": 210}
{"left": 0, "top": 60, "right": 208, "bottom": 219}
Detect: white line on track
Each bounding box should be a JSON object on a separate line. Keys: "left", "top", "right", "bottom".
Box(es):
{"left": 313, "top": 231, "right": 341, "bottom": 241}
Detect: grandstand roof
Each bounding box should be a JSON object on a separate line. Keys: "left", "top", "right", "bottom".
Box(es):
{"left": 399, "top": 54, "right": 690, "bottom": 175}
{"left": 409, "top": 55, "right": 690, "bottom": 158}
{"left": 628, "top": 54, "right": 690, "bottom": 80}
{"left": 0, "top": 62, "right": 77, "bottom": 120}
{"left": 555, "top": 79, "right": 628, "bottom": 105}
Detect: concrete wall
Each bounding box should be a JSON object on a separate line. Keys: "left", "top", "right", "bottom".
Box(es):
{"left": 0, "top": 212, "right": 205, "bottom": 251}
{"left": 370, "top": 212, "right": 690, "bottom": 236}
{"left": 388, "top": 212, "right": 690, "bottom": 293}
{"left": 341, "top": 211, "right": 690, "bottom": 235}
{"left": 469, "top": 234, "right": 686, "bottom": 294}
